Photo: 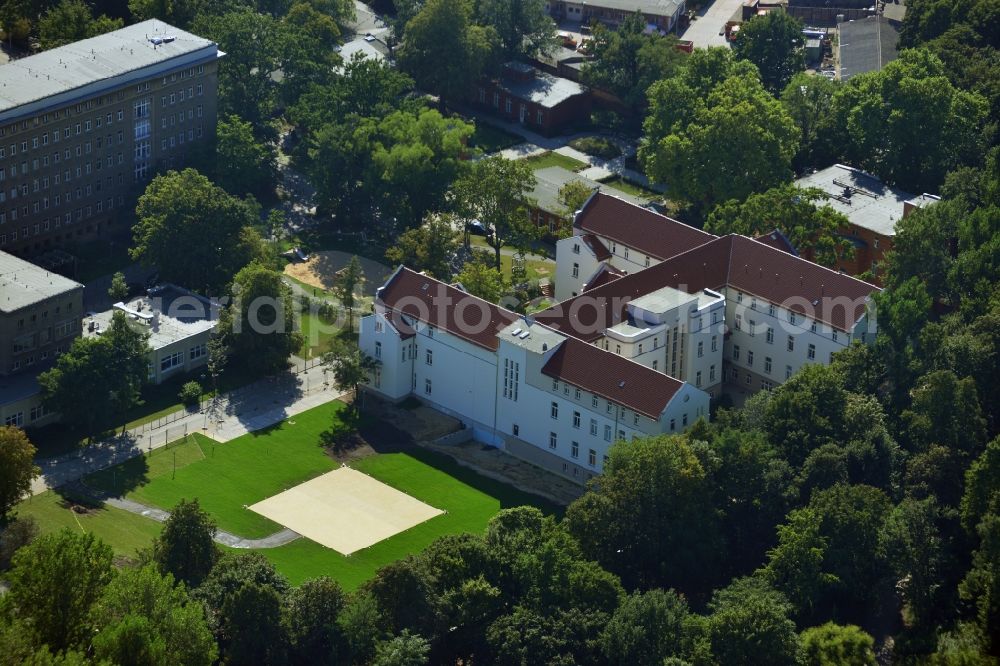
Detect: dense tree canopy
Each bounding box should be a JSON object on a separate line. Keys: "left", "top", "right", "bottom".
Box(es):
{"left": 732, "top": 10, "right": 806, "bottom": 93}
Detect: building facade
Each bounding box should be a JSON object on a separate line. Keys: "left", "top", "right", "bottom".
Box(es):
{"left": 472, "top": 62, "right": 591, "bottom": 136}
{"left": 0, "top": 20, "right": 221, "bottom": 257}
{"left": 546, "top": 0, "right": 686, "bottom": 32}
{"left": 359, "top": 266, "right": 710, "bottom": 483}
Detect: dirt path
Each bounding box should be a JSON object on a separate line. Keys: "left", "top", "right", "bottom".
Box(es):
{"left": 283, "top": 250, "right": 393, "bottom": 297}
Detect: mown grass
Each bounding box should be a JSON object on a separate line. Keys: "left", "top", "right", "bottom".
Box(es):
{"left": 523, "top": 151, "right": 588, "bottom": 172}
{"left": 28, "top": 401, "right": 559, "bottom": 589}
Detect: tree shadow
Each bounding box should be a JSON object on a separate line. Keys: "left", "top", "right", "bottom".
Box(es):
{"left": 80, "top": 452, "right": 151, "bottom": 496}
{"left": 37, "top": 431, "right": 146, "bottom": 493}
{"left": 223, "top": 370, "right": 305, "bottom": 433}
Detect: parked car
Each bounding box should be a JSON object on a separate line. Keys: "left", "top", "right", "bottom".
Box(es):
{"left": 466, "top": 219, "right": 487, "bottom": 235}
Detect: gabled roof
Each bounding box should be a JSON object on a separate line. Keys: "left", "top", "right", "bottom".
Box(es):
{"left": 537, "top": 232, "right": 879, "bottom": 335}
{"left": 382, "top": 311, "right": 415, "bottom": 340}
{"left": 754, "top": 229, "right": 798, "bottom": 256}
{"left": 582, "top": 263, "right": 625, "bottom": 292}
{"left": 580, "top": 233, "right": 612, "bottom": 261}
{"left": 575, "top": 192, "right": 716, "bottom": 261}
{"left": 541, "top": 337, "right": 684, "bottom": 419}
{"left": 377, "top": 267, "right": 518, "bottom": 351}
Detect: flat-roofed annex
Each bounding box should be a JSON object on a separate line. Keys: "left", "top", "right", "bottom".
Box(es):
{"left": 0, "top": 251, "right": 82, "bottom": 313}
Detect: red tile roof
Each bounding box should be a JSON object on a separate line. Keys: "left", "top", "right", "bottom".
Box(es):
{"left": 580, "top": 233, "right": 611, "bottom": 261}
{"left": 754, "top": 229, "right": 798, "bottom": 256}
{"left": 582, "top": 264, "right": 625, "bottom": 292}
{"left": 541, "top": 337, "right": 685, "bottom": 419}
{"left": 536, "top": 234, "right": 878, "bottom": 335}
{"left": 377, "top": 267, "right": 519, "bottom": 351}
{"left": 383, "top": 311, "right": 416, "bottom": 339}
{"left": 576, "top": 192, "right": 717, "bottom": 260}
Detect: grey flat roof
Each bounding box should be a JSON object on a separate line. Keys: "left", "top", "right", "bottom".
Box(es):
{"left": 795, "top": 164, "right": 916, "bottom": 236}
{"left": 0, "top": 20, "right": 218, "bottom": 118}
{"left": 839, "top": 16, "right": 899, "bottom": 81}
{"left": 574, "top": 0, "right": 683, "bottom": 17}
{"left": 532, "top": 166, "right": 647, "bottom": 213}
{"left": 0, "top": 252, "right": 82, "bottom": 313}
{"left": 499, "top": 67, "right": 587, "bottom": 108}
{"left": 0, "top": 369, "right": 43, "bottom": 407}
{"left": 83, "top": 286, "right": 217, "bottom": 350}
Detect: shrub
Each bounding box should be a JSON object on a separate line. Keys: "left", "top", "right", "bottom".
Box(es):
{"left": 569, "top": 136, "right": 622, "bottom": 160}
{"left": 179, "top": 381, "right": 202, "bottom": 407}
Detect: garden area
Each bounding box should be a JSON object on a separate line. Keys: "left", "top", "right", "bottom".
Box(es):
{"left": 15, "top": 401, "right": 558, "bottom": 589}
{"left": 523, "top": 151, "right": 588, "bottom": 172}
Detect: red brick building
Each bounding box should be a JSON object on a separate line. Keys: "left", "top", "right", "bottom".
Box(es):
{"left": 472, "top": 62, "right": 591, "bottom": 136}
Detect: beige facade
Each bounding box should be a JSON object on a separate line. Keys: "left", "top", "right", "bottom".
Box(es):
{"left": 0, "top": 21, "right": 221, "bottom": 258}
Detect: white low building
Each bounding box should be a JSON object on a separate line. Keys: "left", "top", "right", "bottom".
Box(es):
{"left": 361, "top": 193, "right": 880, "bottom": 482}
{"left": 359, "top": 266, "right": 709, "bottom": 483}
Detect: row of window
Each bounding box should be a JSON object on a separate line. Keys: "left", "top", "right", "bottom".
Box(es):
{"left": 733, "top": 291, "right": 845, "bottom": 341}
{"left": 0, "top": 198, "right": 121, "bottom": 242}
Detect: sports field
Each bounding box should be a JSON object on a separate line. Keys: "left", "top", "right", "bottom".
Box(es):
{"left": 21, "top": 401, "right": 558, "bottom": 589}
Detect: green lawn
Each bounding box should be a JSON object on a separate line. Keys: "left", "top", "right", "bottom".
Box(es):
{"left": 37, "top": 401, "right": 558, "bottom": 589}
{"left": 466, "top": 237, "right": 556, "bottom": 283}
{"left": 598, "top": 176, "right": 664, "bottom": 201}
{"left": 298, "top": 310, "right": 340, "bottom": 359}
{"left": 523, "top": 151, "right": 588, "bottom": 172}
{"left": 13, "top": 490, "right": 163, "bottom": 560}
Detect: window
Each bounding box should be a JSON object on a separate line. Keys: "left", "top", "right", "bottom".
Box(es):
{"left": 551, "top": 402, "right": 559, "bottom": 419}
{"left": 751, "top": 298, "right": 757, "bottom": 310}
{"left": 745, "top": 374, "right": 752, "bottom": 386}
{"left": 615, "top": 344, "right": 621, "bottom": 355}
{"left": 683, "top": 413, "right": 688, "bottom": 426}
{"left": 736, "top": 291, "right": 743, "bottom": 303}
{"left": 697, "top": 341, "right": 703, "bottom": 357}
{"left": 572, "top": 262, "right": 579, "bottom": 278}
{"left": 572, "top": 242, "right": 580, "bottom": 254}
{"left": 786, "top": 365, "right": 793, "bottom": 379}
{"left": 589, "top": 418, "right": 597, "bottom": 436}
{"left": 733, "top": 345, "right": 740, "bottom": 361}
{"left": 709, "top": 365, "right": 716, "bottom": 382}
{"left": 536, "top": 110, "right": 544, "bottom": 125}
{"left": 711, "top": 335, "right": 717, "bottom": 352}
{"left": 765, "top": 356, "right": 772, "bottom": 374}
{"left": 374, "top": 341, "right": 381, "bottom": 359}
{"left": 30, "top": 404, "right": 47, "bottom": 422}
{"left": 808, "top": 343, "right": 816, "bottom": 360}
{"left": 769, "top": 303, "right": 776, "bottom": 316}
{"left": 766, "top": 327, "right": 774, "bottom": 343}
{"left": 762, "top": 380, "right": 774, "bottom": 391}
{"left": 747, "top": 350, "right": 754, "bottom": 366}
{"left": 789, "top": 312, "right": 797, "bottom": 325}
{"left": 734, "top": 313, "right": 742, "bottom": 330}
{"left": 749, "top": 319, "right": 756, "bottom": 336}
{"left": 549, "top": 432, "right": 557, "bottom": 449}
{"left": 669, "top": 418, "right": 676, "bottom": 431}
{"left": 787, "top": 335, "right": 795, "bottom": 352}
{"left": 505, "top": 98, "right": 512, "bottom": 113}
{"left": 604, "top": 425, "right": 612, "bottom": 441}
{"left": 571, "top": 441, "right": 579, "bottom": 458}
{"left": 160, "top": 350, "right": 184, "bottom": 372}
{"left": 695, "top": 371, "right": 702, "bottom": 387}
{"left": 833, "top": 330, "right": 839, "bottom": 342}
{"left": 425, "top": 379, "right": 432, "bottom": 395}
{"left": 573, "top": 411, "right": 581, "bottom": 428}
{"left": 811, "top": 320, "right": 818, "bottom": 333}
{"left": 588, "top": 449, "right": 597, "bottom": 466}
{"left": 591, "top": 395, "right": 598, "bottom": 408}
{"left": 425, "top": 349, "right": 432, "bottom": 365}
{"left": 190, "top": 343, "right": 207, "bottom": 360}
{"left": 4, "top": 412, "right": 23, "bottom": 427}
{"left": 513, "top": 424, "right": 519, "bottom": 436}
{"left": 574, "top": 388, "right": 581, "bottom": 400}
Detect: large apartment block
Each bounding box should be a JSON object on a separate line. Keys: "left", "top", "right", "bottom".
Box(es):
{"left": 360, "top": 193, "right": 880, "bottom": 483}
{"left": 0, "top": 20, "right": 221, "bottom": 257}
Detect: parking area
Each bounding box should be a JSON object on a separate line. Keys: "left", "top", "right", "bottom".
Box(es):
{"left": 679, "top": 0, "right": 745, "bottom": 48}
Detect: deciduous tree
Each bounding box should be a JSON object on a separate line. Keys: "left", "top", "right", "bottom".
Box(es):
{"left": 732, "top": 11, "right": 805, "bottom": 93}
{"left": 152, "top": 498, "right": 219, "bottom": 588}
{"left": 38, "top": 0, "right": 122, "bottom": 50}
{"left": 0, "top": 427, "right": 38, "bottom": 521}
{"left": 220, "top": 261, "right": 301, "bottom": 373}
{"left": 385, "top": 214, "right": 460, "bottom": 280}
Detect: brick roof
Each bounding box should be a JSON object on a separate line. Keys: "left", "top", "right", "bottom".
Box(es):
{"left": 537, "top": 234, "right": 879, "bottom": 335}
{"left": 580, "top": 233, "right": 611, "bottom": 261}
{"left": 383, "top": 311, "right": 416, "bottom": 339}
{"left": 575, "top": 192, "right": 716, "bottom": 260}
{"left": 377, "top": 267, "right": 519, "bottom": 351}
{"left": 754, "top": 229, "right": 798, "bottom": 256}
{"left": 582, "top": 264, "right": 625, "bottom": 292}
{"left": 542, "top": 337, "right": 685, "bottom": 419}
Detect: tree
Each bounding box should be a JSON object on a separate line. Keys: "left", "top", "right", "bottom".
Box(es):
{"left": 706, "top": 577, "right": 800, "bottom": 666}
{"left": 558, "top": 180, "right": 593, "bottom": 223}
{"left": 152, "top": 498, "right": 219, "bottom": 588}
{"left": 799, "top": 622, "right": 876, "bottom": 665}
{"left": 91, "top": 566, "right": 218, "bottom": 666}
{"left": 762, "top": 364, "right": 849, "bottom": 467}
{"left": 475, "top": 0, "right": 554, "bottom": 61}
{"left": 902, "top": 370, "right": 987, "bottom": 458}
{"left": 599, "top": 589, "right": 692, "bottom": 665}
{"left": 823, "top": 48, "right": 989, "bottom": 193}
{"left": 454, "top": 252, "right": 509, "bottom": 304}
{"left": 221, "top": 582, "right": 288, "bottom": 665}
{"left": 0, "top": 515, "right": 38, "bottom": 571}
{"left": 454, "top": 156, "right": 537, "bottom": 269}
{"left": 6, "top": 530, "right": 113, "bottom": 651}
{"left": 38, "top": 0, "right": 122, "bottom": 50}
{"left": 705, "top": 184, "right": 853, "bottom": 268}
{"left": 564, "top": 434, "right": 722, "bottom": 594}
{"left": 283, "top": 577, "right": 345, "bottom": 665}
{"left": 132, "top": 169, "right": 268, "bottom": 294}
{"left": 216, "top": 114, "right": 277, "bottom": 199}
{"left": 38, "top": 311, "right": 150, "bottom": 437}
{"left": 397, "top": 0, "right": 494, "bottom": 111}
{"left": 195, "top": 551, "right": 290, "bottom": 619}
{"left": 193, "top": 9, "right": 284, "bottom": 131}
{"left": 128, "top": 0, "right": 204, "bottom": 30}
{"left": 732, "top": 11, "right": 806, "bottom": 94}
{"left": 959, "top": 514, "right": 1000, "bottom": 655}
{"left": 760, "top": 508, "right": 838, "bottom": 624}
{"left": 962, "top": 437, "right": 1000, "bottom": 536}
{"left": 324, "top": 339, "right": 378, "bottom": 404}
{"left": 0, "top": 427, "right": 39, "bottom": 520}
{"left": 385, "top": 214, "right": 460, "bottom": 280}
{"left": 373, "top": 630, "right": 431, "bottom": 666}
{"left": 206, "top": 334, "right": 228, "bottom": 397}
{"left": 581, "top": 12, "right": 687, "bottom": 115}
{"left": 780, "top": 72, "right": 840, "bottom": 170}
{"left": 641, "top": 50, "right": 798, "bottom": 213}
{"left": 220, "top": 261, "right": 301, "bottom": 373}
{"left": 333, "top": 255, "right": 363, "bottom": 335}
{"left": 278, "top": 1, "right": 343, "bottom": 106}
{"left": 107, "top": 271, "right": 128, "bottom": 303}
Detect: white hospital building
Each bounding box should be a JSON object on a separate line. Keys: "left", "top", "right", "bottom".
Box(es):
{"left": 359, "top": 193, "right": 880, "bottom": 483}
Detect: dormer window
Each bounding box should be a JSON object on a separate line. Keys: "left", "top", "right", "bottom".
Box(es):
{"left": 572, "top": 243, "right": 580, "bottom": 254}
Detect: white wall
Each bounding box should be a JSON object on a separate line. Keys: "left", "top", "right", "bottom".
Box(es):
{"left": 555, "top": 235, "right": 603, "bottom": 301}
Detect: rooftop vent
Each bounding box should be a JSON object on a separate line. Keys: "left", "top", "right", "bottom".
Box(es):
{"left": 511, "top": 327, "right": 522, "bottom": 336}
{"left": 618, "top": 380, "right": 626, "bottom": 388}
{"left": 518, "top": 331, "right": 530, "bottom": 340}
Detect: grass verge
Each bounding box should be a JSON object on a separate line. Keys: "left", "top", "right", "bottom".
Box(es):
{"left": 523, "top": 151, "right": 588, "bottom": 172}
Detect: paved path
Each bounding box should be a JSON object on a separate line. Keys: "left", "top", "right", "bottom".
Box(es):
{"left": 69, "top": 482, "right": 301, "bottom": 548}
{"left": 31, "top": 363, "right": 346, "bottom": 496}
{"left": 679, "top": 0, "right": 744, "bottom": 48}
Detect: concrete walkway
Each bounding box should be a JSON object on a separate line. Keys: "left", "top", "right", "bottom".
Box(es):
{"left": 31, "top": 363, "right": 346, "bottom": 496}
{"left": 69, "top": 482, "right": 301, "bottom": 548}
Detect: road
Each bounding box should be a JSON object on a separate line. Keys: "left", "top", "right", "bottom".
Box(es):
{"left": 679, "top": 0, "right": 745, "bottom": 48}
